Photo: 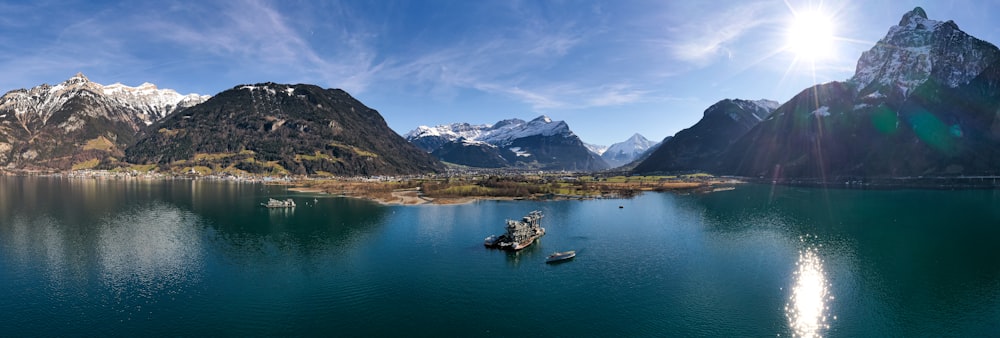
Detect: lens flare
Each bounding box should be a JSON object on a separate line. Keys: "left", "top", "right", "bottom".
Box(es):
{"left": 785, "top": 10, "right": 836, "bottom": 62}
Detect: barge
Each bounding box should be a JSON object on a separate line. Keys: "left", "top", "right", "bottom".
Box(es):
{"left": 484, "top": 210, "right": 545, "bottom": 251}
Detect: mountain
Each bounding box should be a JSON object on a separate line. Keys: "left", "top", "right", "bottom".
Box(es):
{"left": 601, "top": 133, "right": 659, "bottom": 168}
{"left": 430, "top": 138, "right": 516, "bottom": 168}
{"left": 584, "top": 143, "right": 609, "bottom": 156}
{"left": 405, "top": 116, "right": 609, "bottom": 171}
{"left": 633, "top": 99, "right": 778, "bottom": 174}
{"left": 0, "top": 73, "right": 209, "bottom": 170}
{"left": 611, "top": 136, "right": 669, "bottom": 172}
{"left": 126, "top": 83, "right": 443, "bottom": 176}
{"left": 720, "top": 7, "right": 1000, "bottom": 179}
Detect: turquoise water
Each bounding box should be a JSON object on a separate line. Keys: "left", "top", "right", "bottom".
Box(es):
{"left": 1, "top": 177, "right": 998, "bottom": 336}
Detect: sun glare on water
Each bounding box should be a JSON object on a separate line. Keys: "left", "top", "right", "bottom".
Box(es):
{"left": 785, "top": 245, "right": 833, "bottom": 338}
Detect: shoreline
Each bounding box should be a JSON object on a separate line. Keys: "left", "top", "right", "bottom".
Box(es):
{"left": 286, "top": 178, "right": 743, "bottom": 206}
{"left": 7, "top": 170, "right": 999, "bottom": 206}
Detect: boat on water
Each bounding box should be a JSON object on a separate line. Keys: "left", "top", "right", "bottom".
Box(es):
{"left": 484, "top": 210, "right": 545, "bottom": 251}
{"left": 261, "top": 198, "right": 296, "bottom": 208}
{"left": 545, "top": 251, "right": 576, "bottom": 263}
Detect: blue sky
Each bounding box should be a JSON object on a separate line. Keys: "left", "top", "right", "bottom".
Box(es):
{"left": 2, "top": 1, "right": 999, "bottom": 145}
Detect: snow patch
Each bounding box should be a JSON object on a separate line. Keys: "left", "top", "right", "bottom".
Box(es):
{"left": 508, "top": 147, "right": 532, "bottom": 157}
{"left": 585, "top": 143, "right": 608, "bottom": 155}
{"left": 812, "top": 106, "right": 830, "bottom": 117}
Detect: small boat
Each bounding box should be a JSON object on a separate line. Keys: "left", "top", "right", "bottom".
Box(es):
{"left": 261, "top": 198, "right": 296, "bottom": 208}
{"left": 545, "top": 250, "right": 576, "bottom": 263}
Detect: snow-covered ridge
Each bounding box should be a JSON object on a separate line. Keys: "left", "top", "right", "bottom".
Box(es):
{"left": 850, "top": 7, "right": 999, "bottom": 97}
{"left": 585, "top": 143, "right": 608, "bottom": 155}
{"left": 405, "top": 115, "right": 573, "bottom": 146}
{"left": 740, "top": 99, "right": 780, "bottom": 121}
{"left": 0, "top": 73, "right": 210, "bottom": 126}
{"left": 601, "top": 133, "right": 658, "bottom": 167}
{"left": 605, "top": 133, "right": 655, "bottom": 157}
{"left": 713, "top": 99, "right": 780, "bottom": 122}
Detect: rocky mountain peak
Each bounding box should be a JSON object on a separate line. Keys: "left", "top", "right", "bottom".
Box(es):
{"left": 899, "top": 7, "right": 928, "bottom": 26}
{"left": 66, "top": 72, "right": 90, "bottom": 85}
{"left": 531, "top": 115, "right": 553, "bottom": 123}
{"left": 851, "top": 8, "right": 999, "bottom": 98}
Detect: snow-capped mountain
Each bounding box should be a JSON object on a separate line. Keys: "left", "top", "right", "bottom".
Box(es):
{"left": 584, "top": 143, "right": 608, "bottom": 156}
{"left": 601, "top": 133, "right": 658, "bottom": 168}
{"left": 405, "top": 115, "right": 609, "bottom": 171}
{"left": 634, "top": 99, "right": 779, "bottom": 174}
{"left": 0, "top": 73, "right": 209, "bottom": 169}
{"left": 718, "top": 7, "right": 1000, "bottom": 179}
{"left": 1, "top": 73, "right": 209, "bottom": 128}
{"left": 405, "top": 115, "right": 572, "bottom": 149}
{"left": 851, "top": 7, "right": 998, "bottom": 99}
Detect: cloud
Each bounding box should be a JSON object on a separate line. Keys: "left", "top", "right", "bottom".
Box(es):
{"left": 0, "top": 1, "right": 695, "bottom": 112}
{"left": 135, "top": 0, "right": 381, "bottom": 93}
{"left": 664, "top": 2, "right": 775, "bottom": 66}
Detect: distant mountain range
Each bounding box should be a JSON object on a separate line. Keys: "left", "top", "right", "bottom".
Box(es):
{"left": 4, "top": 8, "right": 998, "bottom": 180}
{"left": 0, "top": 73, "right": 209, "bottom": 170}
{"left": 599, "top": 133, "right": 660, "bottom": 168}
{"left": 0, "top": 75, "right": 440, "bottom": 175}
{"left": 636, "top": 7, "right": 1000, "bottom": 180}
{"left": 404, "top": 116, "right": 609, "bottom": 171}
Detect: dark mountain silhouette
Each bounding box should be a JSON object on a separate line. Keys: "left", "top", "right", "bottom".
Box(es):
{"left": 126, "top": 83, "right": 443, "bottom": 176}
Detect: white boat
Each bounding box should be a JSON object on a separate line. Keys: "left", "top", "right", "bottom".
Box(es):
{"left": 545, "top": 250, "right": 576, "bottom": 263}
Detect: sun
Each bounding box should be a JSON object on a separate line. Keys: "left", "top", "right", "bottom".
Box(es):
{"left": 785, "top": 9, "right": 836, "bottom": 62}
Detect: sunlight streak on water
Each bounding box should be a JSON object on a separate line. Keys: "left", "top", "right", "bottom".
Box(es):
{"left": 785, "top": 244, "right": 832, "bottom": 337}
{"left": 98, "top": 203, "right": 204, "bottom": 297}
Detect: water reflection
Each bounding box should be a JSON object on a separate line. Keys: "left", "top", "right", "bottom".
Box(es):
{"left": 786, "top": 244, "right": 832, "bottom": 338}
{"left": 97, "top": 203, "right": 204, "bottom": 296}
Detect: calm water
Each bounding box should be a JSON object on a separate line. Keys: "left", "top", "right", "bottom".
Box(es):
{"left": 1, "top": 176, "right": 998, "bottom": 336}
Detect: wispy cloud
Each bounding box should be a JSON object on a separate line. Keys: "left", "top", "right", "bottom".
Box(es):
{"left": 0, "top": 0, "right": 726, "bottom": 113}
{"left": 663, "top": 2, "right": 775, "bottom": 66}
{"left": 358, "top": 3, "right": 669, "bottom": 111}
{"left": 136, "top": 0, "right": 381, "bottom": 93}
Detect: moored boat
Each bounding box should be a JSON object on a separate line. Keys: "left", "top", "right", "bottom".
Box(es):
{"left": 261, "top": 198, "right": 296, "bottom": 208}
{"left": 545, "top": 250, "right": 576, "bottom": 263}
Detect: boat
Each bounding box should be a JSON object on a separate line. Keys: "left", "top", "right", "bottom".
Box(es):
{"left": 261, "top": 198, "right": 296, "bottom": 208}
{"left": 484, "top": 210, "right": 545, "bottom": 251}
{"left": 545, "top": 251, "right": 576, "bottom": 263}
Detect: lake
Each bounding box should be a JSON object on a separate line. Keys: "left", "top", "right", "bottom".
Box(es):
{"left": 1, "top": 176, "right": 998, "bottom": 336}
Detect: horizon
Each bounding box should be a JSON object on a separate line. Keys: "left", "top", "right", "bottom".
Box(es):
{"left": 2, "top": 1, "right": 999, "bottom": 146}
